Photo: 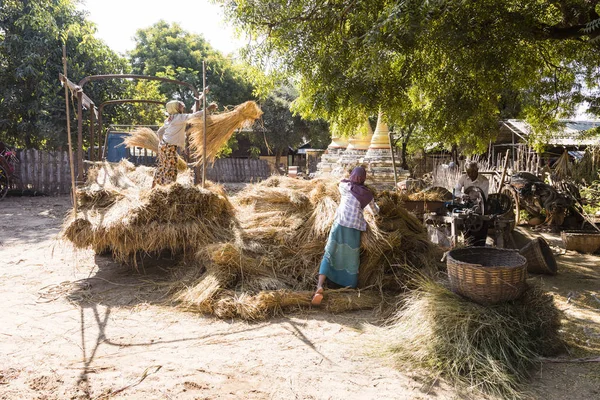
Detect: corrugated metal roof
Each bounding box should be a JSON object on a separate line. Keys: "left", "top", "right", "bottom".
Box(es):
{"left": 504, "top": 119, "right": 600, "bottom": 146}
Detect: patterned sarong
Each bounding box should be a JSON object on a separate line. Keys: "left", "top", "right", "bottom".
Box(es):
{"left": 153, "top": 141, "right": 178, "bottom": 186}
{"left": 318, "top": 222, "right": 361, "bottom": 288}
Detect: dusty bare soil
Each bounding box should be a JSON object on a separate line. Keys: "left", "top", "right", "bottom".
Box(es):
{"left": 1, "top": 195, "right": 599, "bottom": 400}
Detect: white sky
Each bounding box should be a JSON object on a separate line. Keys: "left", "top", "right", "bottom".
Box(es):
{"left": 79, "top": 0, "right": 245, "bottom": 55}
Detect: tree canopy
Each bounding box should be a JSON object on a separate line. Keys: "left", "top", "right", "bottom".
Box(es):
{"left": 0, "top": 0, "right": 129, "bottom": 149}
{"left": 129, "top": 21, "right": 256, "bottom": 110}
{"left": 0, "top": 1, "right": 331, "bottom": 159}
{"left": 220, "top": 0, "right": 600, "bottom": 152}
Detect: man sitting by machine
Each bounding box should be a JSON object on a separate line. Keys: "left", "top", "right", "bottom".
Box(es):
{"left": 454, "top": 161, "right": 490, "bottom": 246}
{"left": 455, "top": 161, "right": 489, "bottom": 201}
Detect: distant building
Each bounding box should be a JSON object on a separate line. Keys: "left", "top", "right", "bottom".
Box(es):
{"left": 497, "top": 119, "right": 600, "bottom": 163}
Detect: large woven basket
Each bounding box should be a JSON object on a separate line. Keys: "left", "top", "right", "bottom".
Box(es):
{"left": 446, "top": 247, "right": 528, "bottom": 304}
{"left": 519, "top": 237, "right": 557, "bottom": 275}
{"left": 561, "top": 230, "right": 600, "bottom": 254}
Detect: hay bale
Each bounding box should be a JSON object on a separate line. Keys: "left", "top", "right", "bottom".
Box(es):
{"left": 62, "top": 218, "right": 94, "bottom": 249}
{"left": 235, "top": 186, "right": 312, "bottom": 211}
{"left": 324, "top": 290, "right": 385, "bottom": 313}
{"left": 407, "top": 187, "right": 452, "bottom": 201}
{"left": 81, "top": 160, "right": 193, "bottom": 193}
{"left": 175, "top": 270, "right": 236, "bottom": 314}
{"left": 178, "top": 286, "right": 385, "bottom": 321}
{"left": 388, "top": 279, "right": 562, "bottom": 398}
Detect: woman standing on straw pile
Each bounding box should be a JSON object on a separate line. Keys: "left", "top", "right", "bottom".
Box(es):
{"left": 312, "top": 166, "right": 379, "bottom": 305}
{"left": 153, "top": 91, "right": 217, "bottom": 187}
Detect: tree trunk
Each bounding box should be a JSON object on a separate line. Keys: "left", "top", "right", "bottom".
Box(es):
{"left": 401, "top": 141, "right": 409, "bottom": 170}
{"left": 451, "top": 144, "right": 458, "bottom": 164}
{"left": 24, "top": 132, "right": 33, "bottom": 149}
{"left": 400, "top": 126, "right": 413, "bottom": 171}
{"left": 275, "top": 149, "right": 284, "bottom": 175}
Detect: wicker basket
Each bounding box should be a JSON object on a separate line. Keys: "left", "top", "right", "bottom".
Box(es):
{"left": 446, "top": 247, "right": 528, "bottom": 304}
{"left": 561, "top": 230, "right": 600, "bottom": 254}
{"left": 519, "top": 237, "right": 557, "bottom": 275}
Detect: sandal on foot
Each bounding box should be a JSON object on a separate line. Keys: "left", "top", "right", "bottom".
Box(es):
{"left": 311, "top": 288, "right": 324, "bottom": 306}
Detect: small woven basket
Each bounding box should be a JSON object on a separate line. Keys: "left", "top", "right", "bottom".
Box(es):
{"left": 519, "top": 237, "right": 557, "bottom": 275}
{"left": 446, "top": 247, "right": 528, "bottom": 304}
{"left": 561, "top": 230, "right": 600, "bottom": 254}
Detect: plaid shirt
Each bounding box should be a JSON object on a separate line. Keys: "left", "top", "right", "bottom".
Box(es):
{"left": 335, "top": 182, "right": 379, "bottom": 231}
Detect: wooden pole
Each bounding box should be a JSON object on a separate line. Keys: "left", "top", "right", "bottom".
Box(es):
{"left": 89, "top": 108, "right": 95, "bottom": 162}
{"left": 497, "top": 149, "right": 511, "bottom": 194}
{"left": 76, "top": 90, "right": 84, "bottom": 181}
{"left": 98, "top": 110, "right": 105, "bottom": 160}
{"left": 202, "top": 61, "right": 207, "bottom": 188}
{"left": 388, "top": 130, "right": 399, "bottom": 189}
{"left": 62, "top": 44, "right": 77, "bottom": 215}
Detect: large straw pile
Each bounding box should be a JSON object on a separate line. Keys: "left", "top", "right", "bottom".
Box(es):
{"left": 63, "top": 160, "right": 236, "bottom": 264}
{"left": 187, "top": 101, "right": 263, "bottom": 164}
{"left": 388, "top": 278, "right": 562, "bottom": 398}
{"left": 63, "top": 163, "right": 443, "bottom": 319}
{"left": 172, "top": 176, "right": 443, "bottom": 319}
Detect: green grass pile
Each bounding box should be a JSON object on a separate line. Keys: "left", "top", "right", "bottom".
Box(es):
{"left": 388, "top": 278, "right": 562, "bottom": 398}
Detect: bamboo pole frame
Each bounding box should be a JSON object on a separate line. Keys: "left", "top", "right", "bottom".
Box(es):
{"left": 202, "top": 61, "right": 207, "bottom": 187}
{"left": 62, "top": 45, "right": 77, "bottom": 215}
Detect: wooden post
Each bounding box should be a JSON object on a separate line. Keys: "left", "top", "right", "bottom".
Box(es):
{"left": 388, "top": 130, "right": 398, "bottom": 189}
{"left": 202, "top": 61, "right": 207, "bottom": 188}
{"left": 498, "top": 149, "right": 511, "bottom": 194}
{"left": 89, "top": 108, "right": 95, "bottom": 162}
{"left": 76, "top": 90, "right": 84, "bottom": 181}
{"left": 62, "top": 44, "right": 77, "bottom": 215}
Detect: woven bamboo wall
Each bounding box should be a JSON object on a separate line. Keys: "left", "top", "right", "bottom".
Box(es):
{"left": 11, "top": 150, "right": 271, "bottom": 195}
{"left": 206, "top": 158, "right": 271, "bottom": 183}
{"left": 14, "top": 149, "right": 71, "bottom": 195}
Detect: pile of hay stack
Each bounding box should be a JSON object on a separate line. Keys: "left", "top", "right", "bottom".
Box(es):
{"left": 62, "top": 163, "right": 443, "bottom": 319}
{"left": 172, "top": 176, "right": 442, "bottom": 319}
{"left": 63, "top": 160, "right": 236, "bottom": 264}
{"left": 397, "top": 186, "right": 453, "bottom": 202}
{"left": 388, "top": 278, "right": 562, "bottom": 398}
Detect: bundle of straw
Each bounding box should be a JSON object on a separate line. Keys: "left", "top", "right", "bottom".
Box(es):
{"left": 187, "top": 101, "right": 263, "bottom": 164}
{"left": 406, "top": 188, "right": 451, "bottom": 202}
{"left": 123, "top": 127, "right": 188, "bottom": 171}
{"left": 388, "top": 278, "right": 562, "bottom": 398}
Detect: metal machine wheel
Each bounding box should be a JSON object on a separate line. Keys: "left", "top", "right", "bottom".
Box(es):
{"left": 501, "top": 186, "right": 520, "bottom": 226}
{"left": 464, "top": 186, "right": 486, "bottom": 216}
{"left": 464, "top": 213, "right": 484, "bottom": 232}
{"left": 486, "top": 193, "right": 513, "bottom": 215}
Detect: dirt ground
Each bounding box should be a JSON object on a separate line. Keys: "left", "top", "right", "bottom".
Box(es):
{"left": 1, "top": 195, "right": 599, "bottom": 400}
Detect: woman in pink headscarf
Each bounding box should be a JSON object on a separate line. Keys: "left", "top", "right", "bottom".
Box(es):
{"left": 311, "top": 166, "right": 379, "bottom": 305}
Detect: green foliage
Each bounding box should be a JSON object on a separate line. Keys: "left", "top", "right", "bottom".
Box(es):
{"left": 129, "top": 21, "right": 256, "bottom": 109}
{"left": 124, "top": 81, "right": 168, "bottom": 126}
{"left": 0, "top": 0, "right": 130, "bottom": 149}
{"left": 237, "top": 85, "right": 330, "bottom": 159}
{"left": 220, "top": 0, "right": 600, "bottom": 153}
